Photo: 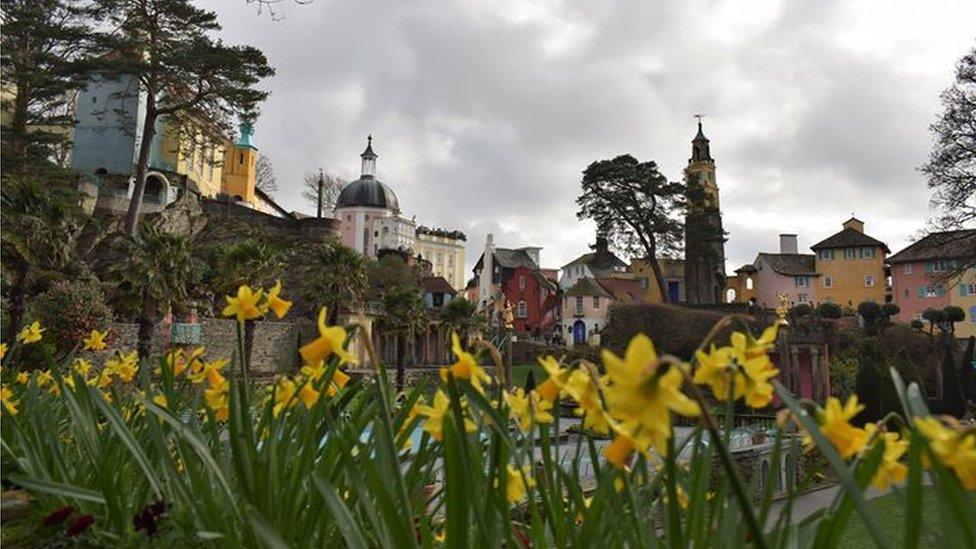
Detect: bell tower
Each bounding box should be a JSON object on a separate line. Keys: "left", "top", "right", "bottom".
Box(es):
{"left": 221, "top": 121, "right": 259, "bottom": 204}
{"left": 683, "top": 116, "right": 727, "bottom": 304}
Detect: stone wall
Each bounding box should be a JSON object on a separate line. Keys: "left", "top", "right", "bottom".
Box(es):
{"left": 107, "top": 318, "right": 314, "bottom": 374}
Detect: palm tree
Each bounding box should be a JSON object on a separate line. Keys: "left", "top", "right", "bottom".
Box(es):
{"left": 108, "top": 224, "right": 200, "bottom": 358}
{"left": 379, "top": 285, "right": 429, "bottom": 392}
{"left": 441, "top": 297, "right": 484, "bottom": 342}
{"left": 210, "top": 238, "right": 285, "bottom": 298}
{"left": 299, "top": 239, "right": 368, "bottom": 325}
{"left": 0, "top": 178, "right": 85, "bottom": 343}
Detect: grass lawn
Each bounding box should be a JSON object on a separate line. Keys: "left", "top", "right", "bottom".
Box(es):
{"left": 837, "top": 488, "right": 942, "bottom": 548}
{"left": 509, "top": 363, "right": 546, "bottom": 389}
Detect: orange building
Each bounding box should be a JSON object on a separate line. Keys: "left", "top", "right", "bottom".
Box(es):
{"left": 810, "top": 218, "right": 889, "bottom": 307}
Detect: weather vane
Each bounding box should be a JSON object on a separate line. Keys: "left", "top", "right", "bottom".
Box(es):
{"left": 694, "top": 113, "right": 705, "bottom": 123}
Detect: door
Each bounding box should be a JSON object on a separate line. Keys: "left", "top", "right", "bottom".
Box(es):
{"left": 572, "top": 320, "right": 586, "bottom": 345}
{"left": 667, "top": 281, "right": 681, "bottom": 303}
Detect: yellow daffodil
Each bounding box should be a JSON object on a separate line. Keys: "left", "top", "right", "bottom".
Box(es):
{"left": 82, "top": 330, "right": 109, "bottom": 351}
{"left": 503, "top": 464, "right": 535, "bottom": 503}
{"left": 604, "top": 434, "right": 636, "bottom": 469}
{"left": 15, "top": 371, "right": 29, "bottom": 384}
{"left": 415, "top": 389, "right": 475, "bottom": 441}
{"left": 601, "top": 334, "right": 699, "bottom": 465}
{"left": 536, "top": 355, "right": 573, "bottom": 403}
{"left": 564, "top": 368, "right": 612, "bottom": 435}
{"left": 152, "top": 394, "right": 168, "bottom": 408}
{"left": 266, "top": 280, "right": 293, "bottom": 319}
{"left": 299, "top": 382, "right": 320, "bottom": 409}
{"left": 327, "top": 368, "right": 351, "bottom": 397}
{"left": 301, "top": 360, "right": 326, "bottom": 382}
{"left": 95, "top": 368, "right": 113, "bottom": 389}
{"left": 1, "top": 384, "right": 19, "bottom": 415}
{"left": 915, "top": 416, "right": 976, "bottom": 490}
{"left": 188, "top": 358, "right": 228, "bottom": 384}
{"left": 16, "top": 321, "right": 44, "bottom": 344}
{"left": 222, "top": 285, "right": 267, "bottom": 323}
{"left": 300, "top": 308, "right": 356, "bottom": 365}
{"left": 439, "top": 333, "right": 491, "bottom": 394}
{"left": 817, "top": 396, "right": 868, "bottom": 459}
{"left": 503, "top": 388, "right": 553, "bottom": 433}
{"left": 36, "top": 369, "right": 53, "bottom": 388}
{"left": 0, "top": 343, "right": 8, "bottom": 360}
{"left": 272, "top": 377, "right": 298, "bottom": 417}
{"left": 693, "top": 330, "right": 779, "bottom": 409}
{"left": 204, "top": 383, "right": 229, "bottom": 422}
{"left": 74, "top": 359, "right": 93, "bottom": 378}
{"left": 866, "top": 426, "right": 908, "bottom": 491}
{"left": 106, "top": 351, "right": 139, "bottom": 383}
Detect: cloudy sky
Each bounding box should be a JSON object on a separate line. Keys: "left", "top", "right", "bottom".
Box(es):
{"left": 204, "top": 0, "right": 974, "bottom": 273}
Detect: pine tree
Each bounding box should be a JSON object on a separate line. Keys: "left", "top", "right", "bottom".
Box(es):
{"left": 576, "top": 154, "right": 684, "bottom": 303}
{"left": 1, "top": 0, "right": 93, "bottom": 176}
{"left": 91, "top": 0, "right": 275, "bottom": 235}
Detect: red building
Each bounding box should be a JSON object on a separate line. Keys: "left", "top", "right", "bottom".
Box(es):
{"left": 472, "top": 246, "right": 560, "bottom": 335}
{"left": 888, "top": 229, "right": 976, "bottom": 326}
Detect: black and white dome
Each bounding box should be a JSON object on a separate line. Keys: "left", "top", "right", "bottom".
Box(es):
{"left": 334, "top": 135, "right": 400, "bottom": 213}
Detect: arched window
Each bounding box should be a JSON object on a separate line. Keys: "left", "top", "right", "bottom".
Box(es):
{"left": 746, "top": 277, "right": 754, "bottom": 290}
{"left": 517, "top": 300, "right": 527, "bottom": 318}
{"left": 726, "top": 288, "right": 737, "bottom": 303}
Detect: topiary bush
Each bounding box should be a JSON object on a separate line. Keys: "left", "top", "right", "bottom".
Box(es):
{"left": 816, "top": 302, "right": 843, "bottom": 319}
{"left": 29, "top": 278, "right": 113, "bottom": 354}
{"left": 789, "top": 303, "right": 813, "bottom": 318}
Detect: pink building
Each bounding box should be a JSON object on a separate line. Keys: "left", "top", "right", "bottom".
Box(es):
{"left": 750, "top": 235, "right": 818, "bottom": 309}
{"left": 888, "top": 229, "right": 976, "bottom": 323}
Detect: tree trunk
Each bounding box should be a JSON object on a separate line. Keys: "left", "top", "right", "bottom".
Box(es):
{"left": 6, "top": 262, "right": 29, "bottom": 348}
{"left": 124, "top": 95, "right": 158, "bottom": 236}
{"left": 395, "top": 333, "right": 405, "bottom": 393}
{"left": 137, "top": 291, "right": 154, "bottom": 359}
{"left": 647, "top": 254, "right": 670, "bottom": 304}
{"left": 10, "top": 71, "right": 32, "bottom": 175}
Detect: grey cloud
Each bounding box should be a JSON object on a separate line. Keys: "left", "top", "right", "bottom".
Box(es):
{"left": 202, "top": 0, "right": 974, "bottom": 274}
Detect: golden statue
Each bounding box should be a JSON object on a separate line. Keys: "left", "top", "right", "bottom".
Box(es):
{"left": 502, "top": 299, "right": 515, "bottom": 329}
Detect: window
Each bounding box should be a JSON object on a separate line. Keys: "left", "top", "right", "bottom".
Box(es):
{"left": 797, "top": 293, "right": 808, "bottom": 303}
{"left": 745, "top": 277, "right": 754, "bottom": 290}
{"left": 859, "top": 247, "right": 875, "bottom": 259}
{"left": 794, "top": 276, "right": 810, "bottom": 287}
{"left": 959, "top": 283, "right": 976, "bottom": 296}
{"left": 575, "top": 296, "right": 584, "bottom": 316}
{"left": 519, "top": 275, "right": 525, "bottom": 290}
{"left": 927, "top": 260, "right": 953, "bottom": 273}
{"left": 904, "top": 264, "right": 912, "bottom": 276}
{"left": 362, "top": 227, "right": 369, "bottom": 255}
{"left": 517, "top": 301, "right": 527, "bottom": 318}
{"left": 970, "top": 306, "right": 976, "bottom": 324}
{"left": 823, "top": 276, "right": 833, "bottom": 288}
{"left": 593, "top": 296, "right": 600, "bottom": 308}
{"left": 843, "top": 248, "right": 856, "bottom": 259}
{"left": 904, "top": 289, "right": 909, "bottom": 298}
{"left": 239, "top": 153, "right": 244, "bottom": 164}
{"left": 864, "top": 275, "right": 875, "bottom": 287}
{"left": 819, "top": 249, "right": 834, "bottom": 260}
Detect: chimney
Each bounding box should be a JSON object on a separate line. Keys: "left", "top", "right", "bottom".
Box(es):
{"left": 594, "top": 234, "right": 609, "bottom": 255}
{"left": 779, "top": 234, "right": 798, "bottom": 254}
{"left": 842, "top": 217, "right": 864, "bottom": 233}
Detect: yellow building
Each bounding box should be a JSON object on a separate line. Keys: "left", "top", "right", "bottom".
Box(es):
{"left": 949, "top": 268, "right": 976, "bottom": 339}
{"left": 156, "top": 118, "right": 227, "bottom": 197}
{"left": 221, "top": 122, "right": 259, "bottom": 204}
{"left": 811, "top": 218, "right": 889, "bottom": 307}
{"left": 724, "top": 264, "right": 758, "bottom": 304}
{"left": 627, "top": 258, "right": 685, "bottom": 303}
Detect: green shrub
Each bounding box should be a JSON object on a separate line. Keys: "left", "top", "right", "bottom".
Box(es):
{"left": 28, "top": 279, "right": 113, "bottom": 353}
{"left": 817, "top": 302, "right": 843, "bottom": 319}
{"left": 790, "top": 303, "right": 813, "bottom": 318}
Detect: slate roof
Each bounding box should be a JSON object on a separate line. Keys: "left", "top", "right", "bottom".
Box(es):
{"left": 421, "top": 276, "right": 457, "bottom": 296}
{"left": 734, "top": 263, "right": 757, "bottom": 274}
{"left": 888, "top": 230, "right": 976, "bottom": 264}
{"left": 756, "top": 253, "right": 818, "bottom": 276}
{"left": 595, "top": 277, "right": 644, "bottom": 303}
{"left": 335, "top": 176, "right": 400, "bottom": 212}
{"left": 565, "top": 277, "right": 613, "bottom": 298}
{"left": 563, "top": 250, "right": 627, "bottom": 273}
{"left": 810, "top": 227, "right": 889, "bottom": 253}
{"left": 475, "top": 247, "right": 540, "bottom": 271}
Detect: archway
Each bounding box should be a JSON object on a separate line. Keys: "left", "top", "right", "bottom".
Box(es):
{"left": 726, "top": 288, "right": 737, "bottom": 303}
{"left": 572, "top": 320, "right": 586, "bottom": 345}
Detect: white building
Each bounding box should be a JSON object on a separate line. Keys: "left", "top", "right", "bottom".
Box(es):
{"left": 416, "top": 227, "right": 467, "bottom": 290}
